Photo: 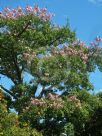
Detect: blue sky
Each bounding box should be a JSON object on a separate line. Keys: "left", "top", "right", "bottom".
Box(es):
{"left": 0, "top": 0, "right": 102, "bottom": 93}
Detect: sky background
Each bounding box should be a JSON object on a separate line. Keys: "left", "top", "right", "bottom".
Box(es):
{"left": 0, "top": 0, "right": 102, "bottom": 93}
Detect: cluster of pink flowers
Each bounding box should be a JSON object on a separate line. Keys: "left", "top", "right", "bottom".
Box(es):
{"left": 47, "top": 93, "right": 64, "bottom": 109}
{"left": 47, "top": 93, "right": 59, "bottom": 100}
{"left": 30, "top": 93, "right": 81, "bottom": 110}
{"left": 22, "top": 48, "right": 36, "bottom": 65}
{"left": 31, "top": 97, "right": 45, "bottom": 106}
{"left": 90, "top": 36, "right": 102, "bottom": 46}
{"left": 52, "top": 45, "right": 88, "bottom": 64}
{"left": 50, "top": 101, "right": 63, "bottom": 109}
{"left": 72, "top": 39, "right": 86, "bottom": 47}
{"left": 68, "top": 95, "right": 81, "bottom": 108}
{"left": 30, "top": 93, "right": 64, "bottom": 109}
{"left": 63, "top": 45, "right": 88, "bottom": 63}
{"left": 0, "top": 5, "right": 54, "bottom": 21}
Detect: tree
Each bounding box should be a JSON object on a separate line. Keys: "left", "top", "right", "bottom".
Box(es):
{"left": 0, "top": 5, "right": 102, "bottom": 136}
{"left": 0, "top": 5, "right": 75, "bottom": 109}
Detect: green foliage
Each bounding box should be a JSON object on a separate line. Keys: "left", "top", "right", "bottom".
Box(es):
{"left": 0, "top": 91, "right": 42, "bottom": 136}
{"left": 19, "top": 90, "right": 102, "bottom": 136}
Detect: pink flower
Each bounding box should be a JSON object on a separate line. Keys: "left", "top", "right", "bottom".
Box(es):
{"left": 12, "top": 9, "right": 17, "bottom": 13}
{"left": 26, "top": 6, "right": 33, "bottom": 12}
{"left": 90, "top": 42, "right": 95, "bottom": 46}
{"left": 34, "top": 5, "right": 40, "bottom": 13}
{"left": 30, "top": 98, "right": 45, "bottom": 106}
{"left": 4, "top": 7, "right": 10, "bottom": 12}
{"left": 0, "top": 6, "right": 53, "bottom": 21}
{"left": 17, "top": 6, "right": 22, "bottom": 12}
{"left": 41, "top": 8, "right": 47, "bottom": 13}
{"left": 95, "top": 36, "right": 102, "bottom": 42}
{"left": 46, "top": 13, "right": 54, "bottom": 20}
{"left": 86, "top": 46, "right": 89, "bottom": 48}
{"left": 39, "top": 13, "right": 46, "bottom": 18}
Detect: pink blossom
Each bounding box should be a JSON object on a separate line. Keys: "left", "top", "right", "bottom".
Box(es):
{"left": 34, "top": 5, "right": 40, "bottom": 13}
{"left": 12, "top": 9, "right": 17, "bottom": 13}
{"left": 41, "top": 8, "right": 47, "bottom": 13}
{"left": 4, "top": 7, "right": 10, "bottom": 12}
{"left": 95, "top": 36, "right": 102, "bottom": 42}
{"left": 17, "top": 6, "right": 22, "bottom": 12}
{"left": 0, "top": 6, "right": 54, "bottom": 21}
{"left": 31, "top": 98, "right": 45, "bottom": 106}
{"left": 26, "top": 5, "right": 33, "bottom": 12}
{"left": 90, "top": 42, "right": 95, "bottom": 46}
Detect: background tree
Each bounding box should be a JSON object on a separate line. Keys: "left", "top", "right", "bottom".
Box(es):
{"left": 0, "top": 90, "right": 42, "bottom": 136}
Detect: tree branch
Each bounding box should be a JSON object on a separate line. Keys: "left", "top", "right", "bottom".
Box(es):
{"left": 39, "top": 85, "right": 53, "bottom": 98}
{"left": 11, "top": 50, "right": 23, "bottom": 84}
{"left": 17, "top": 20, "right": 31, "bottom": 38}
{"left": 48, "top": 36, "right": 61, "bottom": 46}
{"left": 0, "top": 85, "right": 17, "bottom": 99}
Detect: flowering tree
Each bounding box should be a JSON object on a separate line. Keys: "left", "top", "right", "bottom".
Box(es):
{"left": 0, "top": 5, "right": 102, "bottom": 136}
{"left": 0, "top": 5, "right": 75, "bottom": 103}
